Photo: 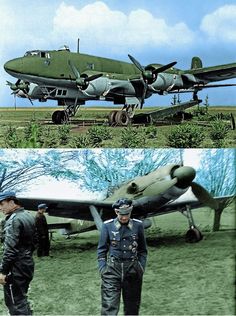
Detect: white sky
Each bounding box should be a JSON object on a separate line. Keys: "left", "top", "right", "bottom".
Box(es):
{"left": 0, "top": 0, "right": 236, "bottom": 107}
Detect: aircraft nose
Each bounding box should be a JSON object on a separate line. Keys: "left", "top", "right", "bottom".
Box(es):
{"left": 171, "top": 166, "right": 196, "bottom": 188}
{"left": 4, "top": 58, "right": 23, "bottom": 74}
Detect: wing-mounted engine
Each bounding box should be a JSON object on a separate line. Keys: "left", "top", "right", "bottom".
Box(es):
{"left": 81, "top": 75, "right": 110, "bottom": 97}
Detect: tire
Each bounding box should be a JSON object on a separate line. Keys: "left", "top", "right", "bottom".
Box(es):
{"left": 52, "top": 110, "right": 67, "bottom": 124}
{"left": 108, "top": 110, "right": 118, "bottom": 126}
{"left": 115, "top": 111, "right": 130, "bottom": 126}
{"left": 185, "top": 227, "right": 203, "bottom": 243}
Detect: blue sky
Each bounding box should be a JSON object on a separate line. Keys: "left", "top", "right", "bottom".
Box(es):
{"left": 1, "top": 0, "right": 236, "bottom": 107}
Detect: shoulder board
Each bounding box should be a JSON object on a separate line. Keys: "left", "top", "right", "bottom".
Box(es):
{"left": 9, "top": 213, "right": 16, "bottom": 220}
{"left": 104, "top": 219, "right": 114, "bottom": 224}
{"left": 133, "top": 218, "right": 142, "bottom": 223}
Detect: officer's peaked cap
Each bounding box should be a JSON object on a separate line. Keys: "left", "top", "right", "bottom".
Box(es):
{"left": 112, "top": 198, "right": 133, "bottom": 215}
{"left": 38, "top": 203, "right": 48, "bottom": 209}
{"left": 0, "top": 191, "right": 16, "bottom": 202}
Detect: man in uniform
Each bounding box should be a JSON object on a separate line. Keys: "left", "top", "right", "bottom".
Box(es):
{"left": 0, "top": 191, "right": 36, "bottom": 315}
{"left": 35, "top": 203, "right": 50, "bottom": 257}
{"left": 97, "top": 198, "right": 147, "bottom": 315}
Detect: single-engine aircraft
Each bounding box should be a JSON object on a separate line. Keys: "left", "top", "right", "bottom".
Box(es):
{"left": 19, "top": 164, "right": 220, "bottom": 243}
{"left": 4, "top": 41, "right": 236, "bottom": 125}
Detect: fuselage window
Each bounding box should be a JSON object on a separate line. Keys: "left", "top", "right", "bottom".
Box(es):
{"left": 87, "top": 63, "right": 95, "bottom": 70}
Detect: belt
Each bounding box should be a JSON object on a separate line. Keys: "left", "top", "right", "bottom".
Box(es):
{"left": 109, "top": 256, "right": 137, "bottom": 263}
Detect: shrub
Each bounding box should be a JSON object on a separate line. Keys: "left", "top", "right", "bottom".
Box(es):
{"left": 167, "top": 123, "right": 205, "bottom": 148}
{"left": 121, "top": 126, "right": 146, "bottom": 148}
{"left": 209, "top": 119, "right": 230, "bottom": 147}
{"left": 87, "top": 125, "right": 112, "bottom": 147}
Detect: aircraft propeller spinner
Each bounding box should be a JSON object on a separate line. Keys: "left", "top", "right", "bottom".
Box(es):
{"left": 128, "top": 54, "right": 177, "bottom": 108}
{"left": 171, "top": 166, "right": 218, "bottom": 209}
{"left": 68, "top": 60, "right": 103, "bottom": 89}
{"left": 6, "top": 79, "right": 33, "bottom": 105}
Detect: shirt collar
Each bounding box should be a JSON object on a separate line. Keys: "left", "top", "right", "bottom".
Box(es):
{"left": 114, "top": 217, "right": 133, "bottom": 230}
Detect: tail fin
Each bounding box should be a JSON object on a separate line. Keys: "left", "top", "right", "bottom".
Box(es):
{"left": 191, "top": 56, "right": 203, "bottom": 69}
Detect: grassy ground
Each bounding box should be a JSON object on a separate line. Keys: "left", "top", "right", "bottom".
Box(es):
{"left": 0, "top": 204, "right": 234, "bottom": 315}
{"left": 0, "top": 106, "right": 235, "bottom": 147}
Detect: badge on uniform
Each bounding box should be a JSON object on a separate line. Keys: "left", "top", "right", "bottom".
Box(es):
{"left": 111, "top": 240, "right": 118, "bottom": 247}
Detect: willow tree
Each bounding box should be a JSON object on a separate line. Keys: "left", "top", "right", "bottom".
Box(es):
{"left": 196, "top": 149, "right": 236, "bottom": 231}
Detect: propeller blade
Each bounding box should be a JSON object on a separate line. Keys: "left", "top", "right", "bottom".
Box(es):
{"left": 191, "top": 182, "right": 218, "bottom": 209}
{"left": 143, "top": 178, "right": 178, "bottom": 196}
{"left": 153, "top": 61, "right": 177, "bottom": 75}
{"left": 85, "top": 73, "right": 103, "bottom": 82}
{"left": 68, "top": 60, "right": 80, "bottom": 79}
{"left": 128, "top": 54, "right": 145, "bottom": 72}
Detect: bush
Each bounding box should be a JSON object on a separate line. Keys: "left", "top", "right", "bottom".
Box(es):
{"left": 209, "top": 120, "right": 230, "bottom": 147}
{"left": 121, "top": 126, "right": 146, "bottom": 148}
{"left": 167, "top": 123, "right": 205, "bottom": 148}
{"left": 87, "top": 125, "right": 112, "bottom": 147}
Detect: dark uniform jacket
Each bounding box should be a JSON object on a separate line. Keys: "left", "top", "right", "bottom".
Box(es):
{"left": 0, "top": 207, "right": 36, "bottom": 278}
{"left": 97, "top": 217, "right": 147, "bottom": 271}
{"left": 35, "top": 213, "right": 48, "bottom": 237}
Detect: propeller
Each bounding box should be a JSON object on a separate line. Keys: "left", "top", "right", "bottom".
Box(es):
{"left": 6, "top": 80, "right": 33, "bottom": 106}
{"left": 191, "top": 182, "right": 218, "bottom": 209}
{"left": 128, "top": 54, "right": 177, "bottom": 108}
{"left": 171, "top": 166, "right": 218, "bottom": 209}
{"left": 68, "top": 60, "right": 103, "bottom": 89}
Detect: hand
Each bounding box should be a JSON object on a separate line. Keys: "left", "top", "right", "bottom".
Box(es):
{"left": 0, "top": 273, "right": 6, "bottom": 285}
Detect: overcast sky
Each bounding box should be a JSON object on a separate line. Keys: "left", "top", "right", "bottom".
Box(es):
{"left": 1, "top": 0, "right": 236, "bottom": 107}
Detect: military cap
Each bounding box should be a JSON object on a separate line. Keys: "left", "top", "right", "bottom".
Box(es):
{"left": 112, "top": 198, "right": 133, "bottom": 215}
{"left": 0, "top": 191, "right": 16, "bottom": 202}
{"left": 38, "top": 203, "right": 48, "bottom": 210}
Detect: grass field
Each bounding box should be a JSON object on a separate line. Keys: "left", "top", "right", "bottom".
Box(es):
{"left": 0, "top": 106, "right": 235, "bottom": 147}
{"left": 0, "top": 204, "right": 235, "bottom": 315}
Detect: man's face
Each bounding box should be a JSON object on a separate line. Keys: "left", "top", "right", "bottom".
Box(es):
{"left": 0, "top": 199, "right": 15, "bottom": 215}
{"left": 38, "top": 208, "right": 46, "bottom": 214}
{"left": 116, "top": 211, "right": 131, "bottom": 224}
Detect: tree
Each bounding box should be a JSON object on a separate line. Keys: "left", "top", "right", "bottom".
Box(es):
{"left": 196, "top": 149, "right": 236, "bottom": 231}
{"left": 0, "top": 149, "right": 183, "bottom": 198}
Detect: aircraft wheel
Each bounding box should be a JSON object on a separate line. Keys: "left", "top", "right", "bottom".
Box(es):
{"left": 115, "top": 111, "right": 130, "bottom": 126}
{"left": 108, "top": 110, "right": 118, "bottom": 125}
{"left": 185, "top": 227, "right": 203, "bottom": 243}
{"left": 52, "top": 110, "right": 68, "bottom": 124}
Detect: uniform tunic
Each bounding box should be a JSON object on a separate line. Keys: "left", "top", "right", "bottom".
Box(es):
{"left": 97, "top": 217, "right": 147, "bottom": 316}
{"left": 0, "top": 207, "right": 35, "bottom": 316}
{"left": 35, "top": 213, "right": 50, "bottom": 257}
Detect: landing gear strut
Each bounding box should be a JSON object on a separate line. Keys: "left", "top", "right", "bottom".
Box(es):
{"left": 181, "top": 205, "right": 203, "bottom": 243}
{"left": 52, "top": 102, "right": 81, "bottom": 124}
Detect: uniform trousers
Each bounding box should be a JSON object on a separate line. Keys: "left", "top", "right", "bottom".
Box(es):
{"left": 4, "top": 275, "right": 33, "bottom": 315}
{"left": 101, "top": 259, "right": 143, "bottom": 315}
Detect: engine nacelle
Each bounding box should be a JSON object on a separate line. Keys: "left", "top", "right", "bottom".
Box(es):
{"left": 83, "top": 77, "right": 110, "bottom": 97}
{"left": 17, "top": 83, "right": 44, "bottom": 99}
{"left": 150, "top": 73, "right": 180, "bottom": 91}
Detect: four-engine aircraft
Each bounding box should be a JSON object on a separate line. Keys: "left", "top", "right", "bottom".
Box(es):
{"left": 4, "top": 42, "right": 236, "bottom": 125}
{"left": 19, "top": 164, "right": 220, "bottom": 243}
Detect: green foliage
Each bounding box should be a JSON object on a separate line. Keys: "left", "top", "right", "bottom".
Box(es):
{"left": 167, "top": 123, "right": 206, "bottom": 148}
{"left": 145, "top": 124, "right": 158, "bottom": 138}
{"left": 69, "top": 135, "right": 91, "bottom": 148}
{"left": 87, "top": 125, "right": 112, "bottom": 147}
{"left": 121, "top": 126, "right": 146, "bottom": 148}
{"left": 209, "top": 119, "right": 230, "bottom": 147}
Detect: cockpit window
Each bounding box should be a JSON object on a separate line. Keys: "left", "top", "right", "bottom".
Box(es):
{"left": 58, "top": 45, "right": 70, "bottom": 52}
{"left": 24, "top": 51, "right": 50, "bottom": 58}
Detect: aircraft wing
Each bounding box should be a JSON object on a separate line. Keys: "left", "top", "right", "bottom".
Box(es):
{"left": 187, "top": 63, "right": 236, "bottom": 83}
{"left": 19, "top": 193, "right": 230, "bottom": 223}
{"left": 19, "top": 197, "right": 114, "bottom": 221}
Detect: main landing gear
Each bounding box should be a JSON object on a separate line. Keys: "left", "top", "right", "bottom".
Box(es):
{"left": 108, "top": 110, "right": 131, "bottom": 126}
{"left": 181, "top": 205, "right": 203, "bottom": 243}
{"left": 52, "top": 103, "right": 81, "bottom": 124}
